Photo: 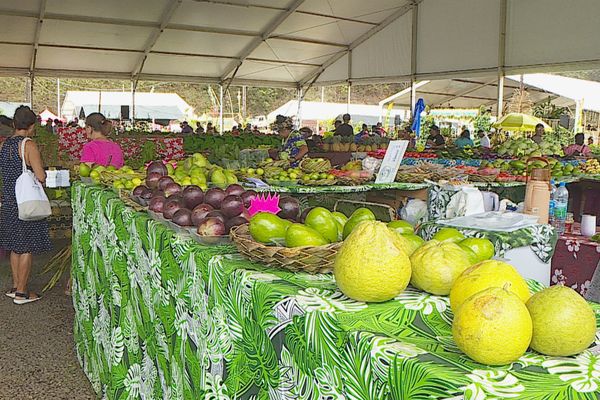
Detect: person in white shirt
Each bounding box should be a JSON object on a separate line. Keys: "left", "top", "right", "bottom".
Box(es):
{"left": 478, "top": 129, "right": 491, "bottom": 148}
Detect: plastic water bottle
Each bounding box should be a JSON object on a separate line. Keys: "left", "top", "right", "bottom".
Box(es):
{"left": 554, "top": 182, "right": 569, "bottom": 234}
{"left": 548, "top": 180, "right": 557, "bottom": 227}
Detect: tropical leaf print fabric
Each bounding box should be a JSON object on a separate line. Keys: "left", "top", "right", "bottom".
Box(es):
{"left": 72, "top": 182, "right": 600, "bottom": 399}
{"left": 418, "top": 221, "right": 559, "bottom": 263}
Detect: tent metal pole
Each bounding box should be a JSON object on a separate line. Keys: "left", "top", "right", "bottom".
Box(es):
{"left": 57, "top": 78, "right": 60, "bottom": 118}
{"left": 410, "top": 79, "right": 417, "bottom": 115}
{"left": 496, "top": 76, "right": 505, "bottom": 118}
{"left": 219, "top": 85, "right": 224, "bottom": 135}
{"left": 497, "top": 0, "right": 507, "bottom": 118}
{"left": 410, "top": 0, "right": 418, "bottom": 116}
{"left": 296, "top": 88, "right": 303, "bottom": 128}
{"left": 28, "top": 74, "right": 34, "bottom": 108}
{"left": 242, "top": 85, "right": 246, "bottom": 121}
{"left": 347, "top": 84, "right": 351, "bottom": 113}
{"left": 317, "top": 86, "right": 324, "bottom": 133}
{"left": 131, "top": 81, "right": 136, "bottom": 124}
{"left": 574, "top": 99, "right": 584, "bottom": 133}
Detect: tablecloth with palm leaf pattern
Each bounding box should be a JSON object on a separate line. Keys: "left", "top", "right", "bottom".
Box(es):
{"left": 71, "top": 182, "right": 600, "bottom": 400}
{"left": 417, "top": 221, "right": 558, "bottom": 264}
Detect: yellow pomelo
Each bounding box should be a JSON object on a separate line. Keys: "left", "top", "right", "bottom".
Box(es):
{"left": 334, "top": 221, "right": 411, "bottom": 302}
{"left": 409, "top": 240, "right": 472, "bottom": 295}
{"left": 453, "top": 286, "right": 532, "bottom": 365}
{"left": 526, "top": 285, "right": 596, "bottom": 356}
{"left": 450, "top": 260, "right": 530, "bottom": 312}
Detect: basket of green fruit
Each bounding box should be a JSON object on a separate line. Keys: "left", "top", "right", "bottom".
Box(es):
{"left": 301, "top": 171, "right": 337, "bottom": 186}
{"left": 230, "top": 208, "right": 351, "bottom": 274}
{"left": 231, "top": 223, "right": 341, "bottom": 274}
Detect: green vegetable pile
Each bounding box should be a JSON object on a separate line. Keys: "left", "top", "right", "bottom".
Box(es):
{"left": 183, "top": 134, "right": 280, "bottom": 154}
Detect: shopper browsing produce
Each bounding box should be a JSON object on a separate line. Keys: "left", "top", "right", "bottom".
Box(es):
{"left": 0, "top": 106, "right": 51, "bottom": 304}
{"left": 80, "top": 113, "right": 124, "bottom": 168}
{"left": 563, "top": 132, "right": 591, "bottom": 157}
{"left": 454, "top": 129, "right": 474, "bottom": 148}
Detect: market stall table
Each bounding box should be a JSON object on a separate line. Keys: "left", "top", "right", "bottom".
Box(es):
{"left": 71, "top": 182, "right": 600, "bottom": 399}
{"left": 551, "top": 225, "right": 600, "bottom": 296}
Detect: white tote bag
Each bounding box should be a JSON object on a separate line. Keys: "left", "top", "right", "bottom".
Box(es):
{"left": 15, "top": 137, "right": 51, "bottom": 221}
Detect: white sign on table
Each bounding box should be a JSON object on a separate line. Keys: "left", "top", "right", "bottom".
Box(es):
{"left": 375, "top": 140, "right": 408, "bottom": 184}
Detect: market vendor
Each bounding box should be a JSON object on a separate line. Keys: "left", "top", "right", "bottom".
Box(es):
{"left": 334, "top": 114, "right": 354, "bottom": 137}
{"left": 273, "top": 114, "right": 308, "bottom": 166}
{"left": 478, "top": 129, "right": 491, "bottom": 148}
{"left": 532, "top": 123, "right": 544, "bottom": 144}
{"left": 354, "top": 124, "right": 370, "bottom": 143}
{"left": 80, "top": 112, "right": 124, "bottom": 168}
{"left": 206, "top": 122, "right": 217, "bottom": 135}
{"left": 455, "top": 129, "right": 474, "bottom": 148}
{"left": 564, "top": 133, "right": 591, "bottom": 157}
{"left": 426, "top": 125, "right": 445, "bottom": 148}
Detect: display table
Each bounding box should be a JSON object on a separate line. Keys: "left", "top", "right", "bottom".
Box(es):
{"left": 417, "top": 221, "right": 558, "bottom": 285}
{"left": 72, "top": 182, "right": 600, "bottom": 399}
{"left": 551, "top": 226, "right": 600, "bottom": 296}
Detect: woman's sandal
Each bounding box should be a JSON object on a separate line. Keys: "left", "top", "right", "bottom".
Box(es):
{"left": 5, "top": 288, "right": 17, "bottom": 299}
{"left": 13, "top": 292, "right": 41, "bottom": 305}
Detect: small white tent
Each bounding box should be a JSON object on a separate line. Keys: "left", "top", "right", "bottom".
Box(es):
{"left": 61, "top": 91, "right": 194, "bottom": 121}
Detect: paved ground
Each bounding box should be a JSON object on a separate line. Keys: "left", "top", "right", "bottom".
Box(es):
{"left": 0, "top": 241, "right": 96, "bottom": 400}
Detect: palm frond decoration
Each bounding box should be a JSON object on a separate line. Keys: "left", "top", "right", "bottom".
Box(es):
{"left": 507, "top": 87, "right": 533, "bottom": 114}
{"left": 41, "top": 245, "right": 72, "bottom": 292}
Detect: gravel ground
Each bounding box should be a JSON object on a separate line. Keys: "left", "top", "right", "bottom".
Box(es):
{"left": 0, "top": 241, "right": 96, "bottom": 400}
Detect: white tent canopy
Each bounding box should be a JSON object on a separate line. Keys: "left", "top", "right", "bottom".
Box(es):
{"left": 377, "top": 74, "right": 600, "bottom": 115}
{"left": 269, "top": 100, "right": 407, "bottom": 126}
{"left": 61, "top": 91, "right": 194, "bottom": 120}
{"left": 0, "top": 0, "right": 598, "bottom": 89}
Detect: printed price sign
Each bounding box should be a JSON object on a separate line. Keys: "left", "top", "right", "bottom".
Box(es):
{"left": 375, "top": 140, "right": 408, "bottom": 184}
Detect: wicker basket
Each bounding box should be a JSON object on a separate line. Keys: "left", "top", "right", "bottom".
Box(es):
{"left": 468, "top": 174, "right": 498, "bottom": 183}
{"left": 299, "top": 158, "right": 332, "bottom": 173}
{"left": 337, "top": 176, "right": 373, "bottom": 185}
{"left": 301, "top": 178, "right": 337, "bottom": 186}
{"left": 395, "top": 172, "right": 432, "bottom": 183}
{"left": 230, "top": 224, "right": 340, "bottom": 274}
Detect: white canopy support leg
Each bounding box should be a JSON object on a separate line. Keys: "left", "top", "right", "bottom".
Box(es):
{"left": 130, "top": 81, "right": 136, "bottom": 124}
{"left": 410, "top": 79, "right": 417, "bottom": 115}
{"left": 575, "top": 99, "right": 584, "bottom": 133}
{"left": 346, "top": 84, "right": 351, "bottom": 113}
{"left": 27, "top": 74, "right": 34, "bottom": 107}
{"left": 497, "top": 0, "right": 507, "bottom": 119}
{"left": 219, "top": 84, "right": 224, "bottom": 135}
{"left": 497, "top": 75, "right": 505, "bottom": 118}
{"left": 296, "top": 88, "right": 303, "bottom": 128}
{"left": 57, "top": 78, "right": 61, "bottom": 119}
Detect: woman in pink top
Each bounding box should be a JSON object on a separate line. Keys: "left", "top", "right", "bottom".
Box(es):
{"left": 80, "top": 112, "right": 124, "bottom": 168}
{"left": 564, "top": 133, "right": 591, "bottom": 157}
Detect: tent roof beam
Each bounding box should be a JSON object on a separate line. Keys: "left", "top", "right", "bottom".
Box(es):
{"left": 220, "top": 0, "right": 307, "bottom": 82}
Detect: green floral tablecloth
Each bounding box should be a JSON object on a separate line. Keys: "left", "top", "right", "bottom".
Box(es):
{"left": 417, "top": 221, "right": 558, "bottom": 264}
{"left": 72, "top": 182, "right": 600, "bottom": 399}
